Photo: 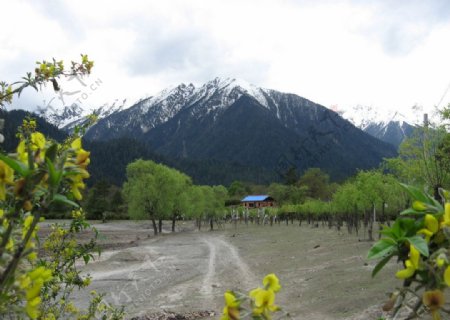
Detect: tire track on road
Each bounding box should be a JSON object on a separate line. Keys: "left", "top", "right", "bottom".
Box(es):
{"left": 201, "top": 239, "right": 216, "bottom": 295}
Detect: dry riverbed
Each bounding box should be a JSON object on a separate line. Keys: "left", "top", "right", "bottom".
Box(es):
{"left": 42, "top": 220, "right": 405, "bottom": 319}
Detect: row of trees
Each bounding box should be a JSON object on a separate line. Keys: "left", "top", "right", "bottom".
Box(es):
{"left": 123, "top": 159, "right": 228, "bottom": 234}
{"left": 84, "top": 121, "right": 450, "bottom": 243}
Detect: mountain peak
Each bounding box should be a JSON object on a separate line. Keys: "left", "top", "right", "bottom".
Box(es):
{"left": 202, "top": 77, "right": 269, "bottom": 108}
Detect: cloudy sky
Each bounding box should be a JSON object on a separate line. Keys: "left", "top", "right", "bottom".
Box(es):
{"left": 2, "top": 0, "right": 450, "bottom": 120}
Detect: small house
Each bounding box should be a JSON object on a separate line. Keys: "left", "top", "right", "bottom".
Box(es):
{"left": 241, "top": 195, "right": 275, "bottom": 208}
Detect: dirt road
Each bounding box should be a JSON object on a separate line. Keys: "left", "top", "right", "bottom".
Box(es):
{"left": 75, "top": 229, "right": 260, "bottom": 318}
{"left": 71, "top": 221, "right": 399, "bottom": 319}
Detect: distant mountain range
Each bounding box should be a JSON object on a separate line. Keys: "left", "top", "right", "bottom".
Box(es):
{"left": 7, "top": 77, "right": 405, "bottom": 185}
{"left": 340, "top": 105, "right": 417, "bottom": 148}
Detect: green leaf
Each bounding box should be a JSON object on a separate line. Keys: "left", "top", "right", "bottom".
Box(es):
{"left": 367, "top": 239, "right": 396, "bottom": 260}
{"left": 400, "top": 208, "right": 425, "bottom": 216}
{"left": 406, "top": 235, "right": 429, "bottom": 257}
{"left": 45, "top": 157, "right": 62, "bottom": 187}
{"left": 51, "top": 194, "right": 79, "bottom": 208}
{"left": 372, "top": 252, "right": 395, "bottom": 278}
{"left": 398, "top": 218, "right": 417, "bottom": 237}
{"left": 400, "top": 184, "right": 431, "bottom": 204}
{"left": 0, "top": 154, "right": 29, "bottom": 177}
{"left": 45, "top": 144, "right": 58, "bottom": 162}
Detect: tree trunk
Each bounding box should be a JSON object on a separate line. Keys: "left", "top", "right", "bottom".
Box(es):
{"left": 210, "top": 218, "right": 214, "bottom": 231}
{"left": 172, "top": 214, "right": 176, "bottom": 232}
{"left": 151, "top": 218, "right": 158, "bottom": 236}
{"left": 158, "top": 219, "right": 162, "bottom": 234}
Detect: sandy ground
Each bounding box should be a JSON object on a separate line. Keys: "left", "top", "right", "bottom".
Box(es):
{"left": 51, "top": 220, "right": 408, "bottom": 319}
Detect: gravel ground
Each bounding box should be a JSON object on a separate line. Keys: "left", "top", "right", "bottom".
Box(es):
{"left": 40, "top": 220, "right": 410, "bottom": 319}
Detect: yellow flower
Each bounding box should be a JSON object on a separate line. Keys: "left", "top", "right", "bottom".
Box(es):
{"left": 418, "top": 214, "right": 439, "bottom": 242}
{"left": 396, "top": 260, "right": 416, "bottom": 279}
{"left": 221, "top": 291, "right": 240, "bottom": 320}
{"left": 441, "top": 203, "right": 450, "bottom": 228}
{"left": 31, "top": 132, "right": 45, "bottom": 150}
{"left": 396, "top": 245, "right": 419, "bottom": 279}
{"left": 70, "top": 138, "right": 90, "bottom": 167}
{"left": 22, "top": 215, "right": 38, "bottom": 240}
{"left": 425, "top": 214, "right": 439, "bottom": 233}
{"left": 409, "top": 245, "right": 420, "bottom": 269}
{"left": 21, "top": 266, "right": 53, "bottom": 318}
{"left": 25, "top": 297, "right": 41, "bottom": 319}
{"left": 436, "top": 254, "right": 447, "bottom": 268}
{"left": 71, "top": 137, "right": 82, "bottom": 150}
{"left": 76, "top": 149, "right": 90, "bottom": 168}
{"left": 423, "top": 290, "right": 445, "bottom": 320}
{"left": 70, "top": 175, "right": 85, "bottom": 200}
{"left": 444, "top": 266, "right": 450, "bottom": 287}
{"left": 250, "top": 288, "right": 280, "bottom": 319}
{"left": 17, "top": 140, "right": 28, "bottom": 163}
{"left": 0, "top": 160, "right": 14, "bottom": 200}
{"left": 27, "top": 252, "right": 37, "bottom": 261}
{"left": 412, "top": 201, "right": 427, "bottom": 211}
{"left": 72, "top": 209, "right": 85, "bottom": 219}
{"left": 263, "top": 273, "right": 281, "bottom": 293}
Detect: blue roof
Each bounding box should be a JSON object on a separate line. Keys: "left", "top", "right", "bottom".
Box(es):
{"left": 241, "top": 195, "right": 271, "bottom": 202}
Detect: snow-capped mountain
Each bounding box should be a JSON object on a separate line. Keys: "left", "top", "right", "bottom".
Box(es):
{"left": 86, "top": 77, "right": 328, "bottom": 140}
{"left": 34, "top": 97, "right": 131, "bottom": 130}
{"left": 339, "top": 105, "right": 417, "bottom": 148}
{"left": 82, "top": 77, "right": 396, "bottom": 179}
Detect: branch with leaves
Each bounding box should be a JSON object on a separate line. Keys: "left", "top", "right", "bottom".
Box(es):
{"left": 0, "top": 54, "right": 94, "bottom": 107}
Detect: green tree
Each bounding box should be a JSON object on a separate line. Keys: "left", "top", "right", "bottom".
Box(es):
{"left": 283, "top": 166, "right": 298, "bottom": 185}
{"left": 85, "top": 180, "right": 111, "bottom": 220}
{"left": 169, "top": 169, "right": 192, "bottom": 232}
{"left": 187, "top": 185, "right": 207, "bottom": 230}
{"left": 298, "top": 168, "right": 332, "bottom": 200}
{"left": 110, "top": 187, "right": 126, "bottom": 218}
{"left": 385, "top": 126, "right": 450, "bottom": 200}
{"left": 123, "top": 160, "right": 177, "bottom": 235}
{"left": 228, "top": 180, "right": 248, "bottom": 198}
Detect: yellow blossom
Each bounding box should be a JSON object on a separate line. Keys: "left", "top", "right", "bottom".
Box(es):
{"left": 412, "top": 201, "right": 427, "bottom": 211}
{"left": 425, "top": 214, "right": 439, "bottom": 233}
{"left": 17, "top": 140, "right": 28, "bottom": 163}
{"left": 250, "top": 288, "right": 280, "bottom": 319}
{"left": 418, "top": 228, "right": 434, "bottom": 242}
{"left": 31, "top": 132, "right": 45, "bottom": 151}
{"left": 27, "top": 252, "right": 38, "bottom": 261}
{"left": 221, "top": 291, "right": 240, "bottom": 320}
{"left": 70, "top": 175, "right": 85, "bottom": 200}
{"left": 0, "top": 160, "right": 14, "bottom": 200}
{"left": 72, "top": 209, "right": 84, "bottom": 219}
{"left": 71, "top": 137, "right": 82, "bottom": 150}
{"left": 22, "top": 267, "right": 53, "bottom": 319}
{"left": 418, "top": 214, "right": 439, "bottom": 242}
{"left": 263, "top": 273, "right": 281, "bottom": 293}
{"left": 396, "top": 245, "right": 420, "bottom": 279}
{"left": 441, "top": 203, "right": 450, "bottom": 228}
{"left": 436, "top": 254, "right": 447, "bottom": 268}
{"left": 445, "top": 266, "right": 450, "bottom": 287}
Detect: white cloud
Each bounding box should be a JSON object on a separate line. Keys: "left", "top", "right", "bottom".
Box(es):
{"left": 1, "top": 0, "right": 450, "bottom": 119}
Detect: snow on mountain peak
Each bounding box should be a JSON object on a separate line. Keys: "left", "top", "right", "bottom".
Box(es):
{"left": 37, "top": 77, "right": 272, "bottom": 130}
{"left": 33, "top": 96, "right": 134, "bottom": 130}
{"left": 339, "top": 105, "right": 413, "bottom": 129}
{"left": 202, "top": 77, "right": 269, "bottom": 108}
{"left": 135, "top": 83, "right": 195, "bottom": 121}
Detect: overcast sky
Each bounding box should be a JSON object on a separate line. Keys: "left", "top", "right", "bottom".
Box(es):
{"left": 2, "top": 0, "right": 450, "bottom": 119}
